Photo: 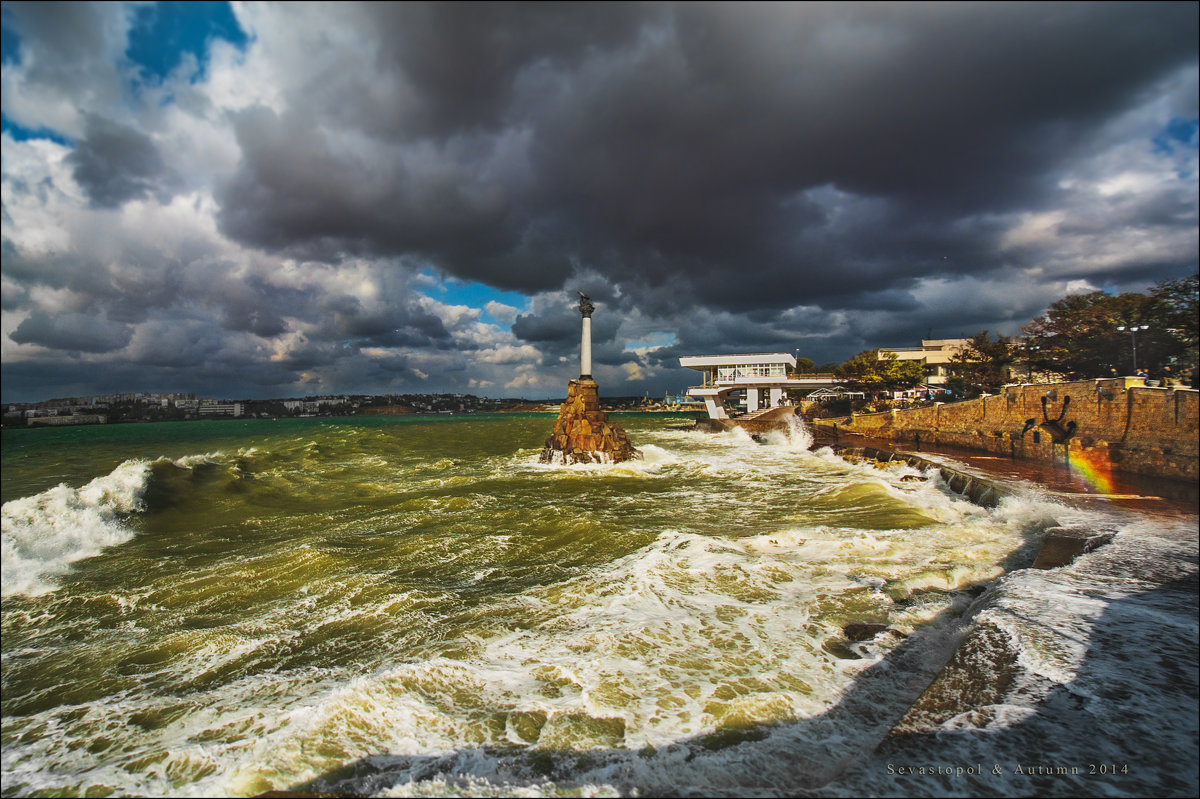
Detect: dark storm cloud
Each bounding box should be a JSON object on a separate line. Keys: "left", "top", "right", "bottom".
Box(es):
{"left": 525, "top": 0, "right": 1196, "bottom": 305}
{"left": 0, "top": 241, "right": 113, "bottom": 299}
{"left": 3, "top": 2, "right": 1197, "bottom": 402}
{"left": 11, "top": 311, "right": 133, "bottom": 353}
{"left": 328, "top": 302, "right": 451, "bottom": 347}
{"left": 222, "top": 304, "right": 288, "bottom": 338}
{"left": 126, "top": 320, "right": 223, "bottom": 368}
{"left": 361, "top": 1, "right": 651, "bottom": 137}
{"left": 511, "top": 309, "right": 577, "bottom": 344}
{"left": 66, "top": 114, "right": 181, "bottom": 208}
{"left": 213, "top": 1, "right": 1197, "bottom": 317}
{"left": 216, "top": 105, "right": 552, "bottom": 287}
{"left": 649, "top": 2, "right": 1183, "bottom": 206}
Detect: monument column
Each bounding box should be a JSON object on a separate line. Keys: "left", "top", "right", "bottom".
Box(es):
{"left": 579, "top": 291, "right": 593, "bottom": 378}
{"left": 539, "top": 291, "right": 639, "bottom": 464}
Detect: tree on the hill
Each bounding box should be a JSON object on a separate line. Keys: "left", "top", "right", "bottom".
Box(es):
{"left": 838, "top": 349, "right": 924, "bottom": 389}
{"left": 1149, "top": 273, "right": 1199, "bottom": 371}
{"left": 1021, "top": 288, "right": 1178, "bottom": 378}
{"left": 950, "top": 331, "right": 1016, "bottom": 393}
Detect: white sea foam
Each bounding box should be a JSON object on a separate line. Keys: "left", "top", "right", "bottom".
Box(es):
{"left": 755, "top": 413, "right": 815, "bottom": 450}
{"left": 635, "top": 443, "right": 679, "bottom": 466}
{"left": 1, "top": 459, "right": 151, "bottom": 597}
{"left": 525, "top": 444, "right": 679, "bottom": 476}
{"left": 169, "top": 452, "right": 224, "bottom": 469}
{"left": 824, "top": 509, "right": 1198, "bottom": 798}
{"left": 159, "top": 530, "right": 841, "bottom": 795}
{"left": 6, "top": 417, "right": 1191, "bottom": 798}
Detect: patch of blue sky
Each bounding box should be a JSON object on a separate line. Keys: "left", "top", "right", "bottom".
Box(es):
{"left": 420, "top": 272, "right": 530, "bottom": 325}
{"left": 125, "top": 1, "right": 247, "bottom": 85}
{"left": 1152, "top": 116, "right": 1199, "bottom": 155}
{"left": 1, "top": 7, "right": 20, "bottom": 65}
{"left": 624, "top": 332, "right": 677, "bottom": 352}
{"left": 1, "top": 113, "right": 74, "bottom": 146}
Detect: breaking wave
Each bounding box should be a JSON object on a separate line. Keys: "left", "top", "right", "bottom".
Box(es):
{"left": 2, "top": 459, "right": 153, "bottom": 597}
{"left": 1, "top": 452, "right": 236, "bottom": 597}
{"left": 4, "top": 415, "right": 1192, "bottom": 798}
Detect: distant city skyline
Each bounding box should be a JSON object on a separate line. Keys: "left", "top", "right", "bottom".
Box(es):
{"left": 5, "top": 389, "right": 559, "bottom": 407}
{"left": 3, "top": 2, "right": 1197, "bottom": 403}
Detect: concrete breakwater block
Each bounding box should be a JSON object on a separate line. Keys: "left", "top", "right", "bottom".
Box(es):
{"left": 833, "top": 445, "right": 1009, "bottom": 509}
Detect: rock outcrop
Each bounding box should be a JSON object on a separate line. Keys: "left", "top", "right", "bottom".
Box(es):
{"left": 539, "top": 378, "right": 640, "bottom": 465}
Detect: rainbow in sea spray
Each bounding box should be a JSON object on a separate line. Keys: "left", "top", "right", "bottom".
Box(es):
{"left": 1067, "top": 447, "right": 1118, "bottom": 495}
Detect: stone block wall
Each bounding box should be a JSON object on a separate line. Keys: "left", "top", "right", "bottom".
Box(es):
{"left": 540, "top": 378, "right": 640, "bottom": 464}
{"left": 834, "top": 378, "right": 1198, "bottom": 483}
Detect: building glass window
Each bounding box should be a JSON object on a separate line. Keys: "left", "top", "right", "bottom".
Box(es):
{"left": 716, "top": 363, "right": 787, "bottom": 381}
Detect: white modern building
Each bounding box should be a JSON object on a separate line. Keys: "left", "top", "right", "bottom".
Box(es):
{"left": 876, "top": 338, "right": 968, "bottom": 384}
{"left": 679, "top": 353, "right": 840, "bottom": 420}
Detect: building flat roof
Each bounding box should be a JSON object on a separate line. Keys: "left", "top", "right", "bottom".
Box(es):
{"left": 679, "top": 353, "right": 797, "bottom": 369}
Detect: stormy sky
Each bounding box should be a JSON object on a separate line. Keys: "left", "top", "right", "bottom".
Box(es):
{"left": 2, "top": 1, "right": 1196, "bottom": 402}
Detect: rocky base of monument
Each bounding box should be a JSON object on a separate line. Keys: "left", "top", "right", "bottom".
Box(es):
{"left": 539, "top": 378, "right": 641, "bottom": 465}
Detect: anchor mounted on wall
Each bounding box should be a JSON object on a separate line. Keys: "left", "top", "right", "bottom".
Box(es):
{"left": 1039, "top": 393, "right": 1077, "bottom": 443}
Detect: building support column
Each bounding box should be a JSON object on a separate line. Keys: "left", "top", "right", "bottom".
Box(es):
{"left": 704, "top": 396, "right": 728, "bottom": 420}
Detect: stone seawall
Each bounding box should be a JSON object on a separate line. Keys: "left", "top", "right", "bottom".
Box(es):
{"left": 820, "top": 378, "right": 1198, "bottom": 483}
{"left": 834, "top": 445, "right": 1009, "bottom": 508}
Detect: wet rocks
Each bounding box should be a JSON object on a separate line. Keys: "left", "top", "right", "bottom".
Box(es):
{"left": 843, "top": 622, "right": 898, "bottom": 642}
{"left": 1032, "top": 526, "right": 1116, "bottom": 569}
{"left": 539, "top": 378, "right": 640, "bottom": 465}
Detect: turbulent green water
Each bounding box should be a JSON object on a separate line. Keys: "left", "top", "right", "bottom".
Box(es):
{"left": 2, "top": 414, "right": 1068, "bottom": 796}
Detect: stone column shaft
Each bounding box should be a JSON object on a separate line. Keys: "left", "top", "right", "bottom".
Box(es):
{"left": 581, "top": 316, "right": 592, "bottom": 378}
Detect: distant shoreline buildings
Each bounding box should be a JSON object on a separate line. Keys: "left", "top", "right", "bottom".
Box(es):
{"left": 1, "top": 392, "right": 655, "bottom": 428}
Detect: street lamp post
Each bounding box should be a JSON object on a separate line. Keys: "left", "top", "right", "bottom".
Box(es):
{"left": 1022, "top": 344, "right": 1040, "bottom": 381}
{"left": 1116, "top": 324, "right": 1149, "bottom": 374}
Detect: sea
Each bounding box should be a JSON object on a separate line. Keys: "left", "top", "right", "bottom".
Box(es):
{"left": 2, "top": 413, "right": 1196, "bottom": 797}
